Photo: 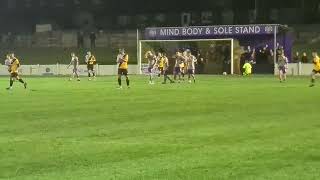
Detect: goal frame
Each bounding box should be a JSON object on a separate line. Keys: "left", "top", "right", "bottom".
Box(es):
{"left": 138, "top": 38, "right": 234, "bottom": 75}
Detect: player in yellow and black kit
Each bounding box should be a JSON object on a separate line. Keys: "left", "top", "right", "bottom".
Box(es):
{"left": 116, "top": 49, "right": 130, "bottom": 89}
{"left": 85, "top": 51, "right": 97, "bottom": 80}
{"left": 6, "top": 53, "right": 27, "bottom": 90}
{"left": 157, "top": 52, "right": 165, "bottom": 77}
{"left": 310, "top": 52, "right": 320, "bottom": 87}
{"left": 162, "top": 53, "right": 175, "bottom": 84}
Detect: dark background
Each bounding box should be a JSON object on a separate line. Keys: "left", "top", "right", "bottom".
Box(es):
{"left": 0, "top": 0, "right": 320, "bottom": 33}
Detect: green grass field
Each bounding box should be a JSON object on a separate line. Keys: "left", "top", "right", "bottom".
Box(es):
{"left": 0, "top": 75, "right": 320, "bottom": 180}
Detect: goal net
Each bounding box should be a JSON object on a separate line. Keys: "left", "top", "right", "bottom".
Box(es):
{"left": 138, "top": 39, "right": 234, "bottom": 75}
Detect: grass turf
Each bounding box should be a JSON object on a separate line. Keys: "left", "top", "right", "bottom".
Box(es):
{"left": 0, "top": 75, "right": 320, "bottom": 180}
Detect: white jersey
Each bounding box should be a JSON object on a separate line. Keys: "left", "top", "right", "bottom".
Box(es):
{"left": 186, "top": 55, "right": 197, "bottom": 70}
{"left": 163, "top": 57, "right": 170, "bottom": 70}
{"left": 116, "top": 53, "right": 124, "bottom": 64}
{"left": 277, "top": 55, "right": 288, "bottom": 68}
{"left": 85, "top": 55, "right": 90, "bottom": 64}
{"left": 175, "top": 56, "right": 185, "bottom": 67}
{"left": 5, "top": 58, "right": 11, "bottom": 70}
{"left": 147, "top": 55, "right": 156, "bottom": 68}
{"left": 70, "top": 56, "right": 79, "bottom": 69}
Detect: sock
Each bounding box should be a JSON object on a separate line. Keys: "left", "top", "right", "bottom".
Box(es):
{"left": 88, "top": 73, "right": 91, "bottom": 77}
{"left": 93, "top": 72, "right": 95, "bottom": 77}
{"left": 118, "top": 78, "right": 122, "bottom": 86}
{"left": 18, "top": 79, "right": 25, "bottom": 84}
{"left": 311, "top": 79, "right": 315, "bottom": 84}
{"left": 126, "top": 77, "right": 130, "bottom": 86}
{"left": 10, "top": 79, "right": 13, "bottom": 87}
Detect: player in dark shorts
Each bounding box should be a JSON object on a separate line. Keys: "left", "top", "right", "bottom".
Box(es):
{"left": 157, "top": 52, "right": 165, "bottom": 77}
{"left": 173, "top": 51, "right": 185, "bottom": 82}
{"left": 310, "top": 52, "right": 320, "bottom": 87}
{"left": 185, "top": 49, "right": 197, "bottom": 83}
{"left": 277, "top": 52, "right": 288, "bottom": 83}
{"left": 162, "top": 53, "right": 174, "bottom": 84}
{"left": 117, "top": 49, "right": 130, "bottom": 89}
{"left": 6, "top": 53, "right": 27, "bottom": 90}
{"left": 85, "top": 51, "right": 97, "bottom": 81}
{"left": 145, "top": 51, "right": 156, "bottom": 84}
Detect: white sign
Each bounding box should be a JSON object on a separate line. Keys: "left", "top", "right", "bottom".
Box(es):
{"left": 36, "top": 24, "right": 52, "bottom": 33}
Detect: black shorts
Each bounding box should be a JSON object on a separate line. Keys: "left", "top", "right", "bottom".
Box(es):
{"left": 174, "top": 67, "right": 181, "bottom": 74}
{"left": 313, "top": 69, "right": 320, "bottom": 74}
{"left": 163, "top": 69, "right": 169, "bottom": 76}
{"left": 158, "top": 67, "right": 164, "bottom": 74}
{"left": 118, "top": 69, "right": 128, "bottom": 75}
{"left": 10, "top": 72, "right": 19, "bottom": 78}
{"left": 187, "top": 69, "right": 195, "bottom": 74}
{"left": 278, "top": 66, "right": 286, "bottom": 73}
{"left": 87, "top": 64, "right": 94, "bottom": 71}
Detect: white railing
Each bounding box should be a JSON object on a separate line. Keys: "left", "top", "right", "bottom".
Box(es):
{"left": 274, "top": 63, "right": 314, "bottom": 76}
{"left": 0, "top": 64, "right": 139, "bottom": 76}
{"left": 0, "top": 63, "right": 314, "bottom": 76}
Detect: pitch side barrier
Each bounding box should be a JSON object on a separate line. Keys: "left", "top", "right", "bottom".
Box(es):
{"left": 0, "top": 63, "right": 314, "bottom": 76}
{"left": 0, "top": 64, "right": 139, "bottom": 76}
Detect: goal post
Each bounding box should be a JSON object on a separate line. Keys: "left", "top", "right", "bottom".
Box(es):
{"left": 138, "top": 39, "right": 234, "bottom": 75}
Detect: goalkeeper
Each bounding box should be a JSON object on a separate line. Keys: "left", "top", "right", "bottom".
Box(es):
{"left": 243, "top": 60, "right": 252, "bottom": 76}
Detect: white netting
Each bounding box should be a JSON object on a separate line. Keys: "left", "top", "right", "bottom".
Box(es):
{"left": 139, "top": 39, "right": 234, "bottom": 75}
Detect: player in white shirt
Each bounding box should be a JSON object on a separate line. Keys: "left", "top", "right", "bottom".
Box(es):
{"left": 173, "top": 51, "right": 185, "bottom": 82}
{"left": 277, "top": 51, "right": 288, "bottom": 83}
{"left": 4, "top": 54, "right": 12, "bottom": 72}
{"left": 145, "top": 51, "right": 157, "bottom": 84}
{"left": 67, "top": 53, "right": 80, "bottom": 81}
{"left": 185, "top": 50, "right": 197, "bottom": 83}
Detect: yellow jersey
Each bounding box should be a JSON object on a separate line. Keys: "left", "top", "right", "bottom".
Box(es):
{"left": 313, "top": 56, "right": 320, "bottom": 71}
{"left": 119, "top": 54, "right": 128, "bottom": 69}
{"left": 10, "top": 58, "right": 20, "bottom": 73}
{"left": 158, "top": 57, "right": 164, "bottom": 68}
{"left": 243, "top": 63, "right": 252, "bottom": 74}
{"left": 88, "top": 55, "right": 96, "bottom": 65}
{"left": 163, "top": 57, "right": 169, "bottom": 70}
{"left": 179, "top": 61, "right": 185, "bottom": 68}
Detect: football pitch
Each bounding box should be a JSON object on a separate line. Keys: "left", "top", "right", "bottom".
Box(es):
{"left": 0, "top": 75, "right": 319, "bottom": 180}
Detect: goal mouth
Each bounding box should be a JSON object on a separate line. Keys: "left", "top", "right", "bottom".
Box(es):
{"left": 138, "top": 39, "right": 234, "bottom": 75}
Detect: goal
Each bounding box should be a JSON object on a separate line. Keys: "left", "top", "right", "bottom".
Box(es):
{"left": 138, "top": 39, "right": 234, "bottom": 75}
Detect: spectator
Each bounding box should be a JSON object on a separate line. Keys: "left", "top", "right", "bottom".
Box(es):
{"left": 196, "top": 50, "right": 205, "bottom": 74}
{"left": 255, "top": 49, "right": 262, "bottom": 64}
{"left": 301, "top": 52, "right": 308, "bottom": 63}
{"left": 293, "top": 52, "right": 300, "bottom": 63}
{"left": 90, "top": 31, "right": 96, "bottom": 49}
{"left": 264, "top": 44, "right": 274, "bottom": 64}
{"left": 222, "top": 46, "right": 231, "bottom": 74}
{"left": 77, "top": 31, "right": 84, "bottom": 48}
{"left": 260, "top": 47, "right": 268, "bottom": 64}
